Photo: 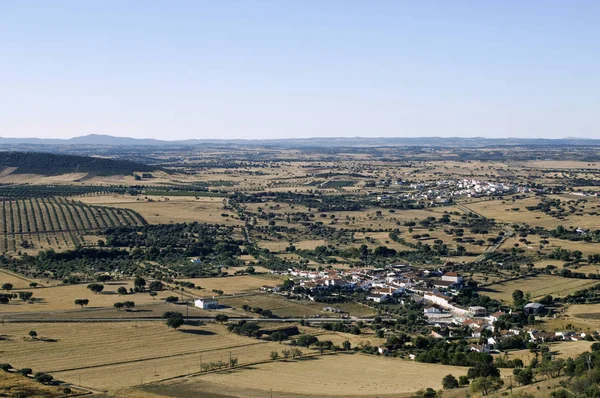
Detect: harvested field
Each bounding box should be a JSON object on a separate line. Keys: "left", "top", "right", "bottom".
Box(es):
{"left": 0, "top": 280, "right": 173, "bottom": 314}
{"left": 161, "top": 354, "right": 470, "bottom": 397}
{"left": 79, "top": 195, "right": 240, "bottom": 225}
{"left": 0, "top": 322, "right": 306, "bottom": 391}
{"left": 482, "top": 275, "right": 599, "bottom": 302}
{"left": 175, "top": 275, "right": 280, "bottom": 295}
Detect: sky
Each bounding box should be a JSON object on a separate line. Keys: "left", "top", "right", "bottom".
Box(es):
{"left": 1, "top": 0, "right": 599, "bottom": 140}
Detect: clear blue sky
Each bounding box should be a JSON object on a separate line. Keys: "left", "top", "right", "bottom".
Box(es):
{"left": 1, "top": 0, "right": 599, "bottom": 140}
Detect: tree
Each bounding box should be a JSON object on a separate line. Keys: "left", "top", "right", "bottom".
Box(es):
{"left": 215, "top": 314, "right": 229, "bottom": 324}
{"left": 117, "top": 287, "right": 128, "bottom": 295}
{"left": 270, "top": 351, "right": 279, "bottom": 360}
{"left": 149, "top": 291, "right": 157, "bottom": 299}
{"left": 123, "top": 301, "right": 135, "bottom": 311}
{"left": 87, "top": 283, "right": 104, "bottom": 294}
{"left": 74, "top": 298, "right": 89, "bottom": 308}
{"left": 442, "top": 374, "right": 459, "bottom": 389}
{"left": 28, "top": 330, "right": 37, "bottom": 339}
{"left": 149, "top": 280, "right": 164, "bottom": 291}
{"left": 29, "top": 282, "right": 38, "bottom": 288}
{"left": 467, "top": 363, "right": 500, "bottom": 379}
{"left": 297, "top": 335, "right": 318, "bottom": 348}
{"left": 63, "top": 387, "right": 72, "bottom": 396}
{"left": 513, "top": 368, "right": 534, "bottom": 385}
{"left": 134, "top": 277, "right": 146, "bottom": 292}
{"left": 458, "top": 376, "right": 470, "bottom": 386}
{"left": 96, "top": 274, "right": 112, "bottom": 283}
{"left": 513, "top": 289, "right": 526, "bottom": 308}
{"left": 163, "top": 311, "right": 183, "bottom": 318}
{"left": 18, "top": 291, "right": 33, "bottom": 301}
{"left": 2, "top": 283, "right": 13, "bottom": 292}
{"left": 282, "top": 349, "right": 291, "bottom": 360}
{"left": 34, "top": 372, "right": 54, "bottom": 384}
{"left": 165, "top": 296, "right": 179, "bottom": 303}
{"left": 166, "top": 316, "right": 185, "bottom": 330}
{"left": 291, "top": 348, "right": 302, "bottom": 359}
{"left": 245, "top": 266, "right": 255, "bottom": 274}
{"left": 18, "top": 368, "right": 32, "bottom": 376}
{"left": 114, "top": 302, "right": 124, "bottom": 311}
{"left": 538, "top": 358, "right": 566, "bottom": 379}
{"left": 470, "top": 376, "right": 504, "bottom": 396}
{"left": 271, "top": 331, "right": 287, "bottom": 343}
{"left": 342, "top": 340, "right": 351, "bottom": 351}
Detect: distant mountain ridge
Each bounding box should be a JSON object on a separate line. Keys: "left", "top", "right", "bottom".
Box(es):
{"left": 1, "top": 134, "right": 600, "bottom": 148}
{"left": 0, "top": 151, "right": 158, "bottom": 176}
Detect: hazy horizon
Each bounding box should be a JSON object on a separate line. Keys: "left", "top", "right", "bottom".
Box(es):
{"left": 2, "top": 1, "right": 599, "bottom": 140}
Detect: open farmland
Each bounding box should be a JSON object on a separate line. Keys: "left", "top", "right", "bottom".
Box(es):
{"left": 482, "top": 275, "right": 600, "bottom": 302}
{"left": 174, "top": 275, "right": 282, "bottom": 295}
{"left": 147, "top": 354, "right": 471, "bottom": 398}
{"left": 78, "top": 194, "right": 241, "bottom": 225}
{"left": 0, "top": 280, "right": 174, "bottom": 314}
{"left": 0, "top": 322, "right": 309, "bottom": 392}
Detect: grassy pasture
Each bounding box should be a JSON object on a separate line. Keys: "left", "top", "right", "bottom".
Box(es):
{"left": 175, "top": 275, "right": 281, "bottom": 295}
{"left": 0, "top": 280, "right": 173, "bottom": 314}
{"left": 79, "top": 195, "right": 240, "bottom": 225}
{"left": 0, "top": 322, "right": 308, "bottom": 391}
{"left": 0, "top": 371, "right": 77, "bottom": 397}
{"left": 180, "top": 354, "right": 470, "bottom": 397}
{"left": 482, "top": 275, "right": 599, "bottom": 302}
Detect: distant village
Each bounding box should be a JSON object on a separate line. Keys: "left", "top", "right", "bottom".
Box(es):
{"left": 264, "top": 264, "right": 587, "bottom": 354}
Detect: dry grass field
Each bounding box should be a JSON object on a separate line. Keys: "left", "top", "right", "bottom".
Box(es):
{"left": 161, "top": 354, "right": 470, "bottom": 397}
{"left": 0, "top": 371, "right": 79, "bottom": 397}
{"left": 0, "top": 280, "right": 173, "bottom": 314}
{"left": 502, "top": 341, "right": 593, "bottom": 365}
{"left": 79, "top": 195, "right": 240, "bottom": 225}
{"left": 175, "top": 275, "right": 281, "bottom": 295}
{"left": 0, "top": 322, "right": 308, "bottom": 392}
{"left": 483, "top": 275, "right": 599, "bottom": 302}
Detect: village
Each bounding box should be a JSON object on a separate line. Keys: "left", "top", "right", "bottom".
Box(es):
{"left": 375, "top": 178, "right": 533, "bottom": 204}
{"left": 259, "top": 264, "right": 590, "bottom": 356}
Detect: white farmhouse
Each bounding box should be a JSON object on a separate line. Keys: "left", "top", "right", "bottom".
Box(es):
{"left": 441, "top": 272, "right": 463, "bottom": 284}
{"left": 194, "top": 298, "right": 218, "bottom": 309}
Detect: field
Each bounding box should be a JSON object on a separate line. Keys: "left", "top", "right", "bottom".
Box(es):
{"left": 482, "top": 274, "right": 600, "bottom": 302}
{"left": 0, "top": 322, "right": 309, "bottom": 392}
{"left": 148, "top": 354, "right": 470, "bottom": 398}
{"left": 0, "top": 197, "right": 145, "bottom": 254}
{"left": 218, "top": 293, "right": 375, "bottom": 318}
{"left": 0, "top": 280, "right": 173, "bottom": 314}
{"left": 79, "top": 195, "right": 242, "bottom": 225}
{"left": 0, "top": 371, "right": 78, "bottom": 397}
{"left": 175, "top": 275, "right": 282, "bottom": 295}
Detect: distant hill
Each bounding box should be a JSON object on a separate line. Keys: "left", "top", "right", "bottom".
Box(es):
{"left": 0, "top": 134, "right": 599, "bottom": 148}
{"left": 0, "top": 151, "right": 158, "bottom": 176}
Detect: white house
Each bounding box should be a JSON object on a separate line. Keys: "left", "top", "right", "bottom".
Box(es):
{"left": 441, "top": 272, "right": 463, "bottom": 284}
{"left": 194, "top": 298, "right": 218, "bottom": 309}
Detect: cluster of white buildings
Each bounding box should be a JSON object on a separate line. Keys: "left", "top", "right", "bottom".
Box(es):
{"left": 376, "top": 178, "right": 532, "bottom": 203}
{"left": 284, "top": 266, "right": 467, "bottom": 304}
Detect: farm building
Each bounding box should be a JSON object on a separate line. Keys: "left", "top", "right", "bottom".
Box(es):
{"left": 523, "top": 302, "right": 546, "bottom": 315}
{"left": 441, "top": 272, "right": 463, "bottom": 284}
{"left": 194, "top": 298, "right": 218, "bottom": 309}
